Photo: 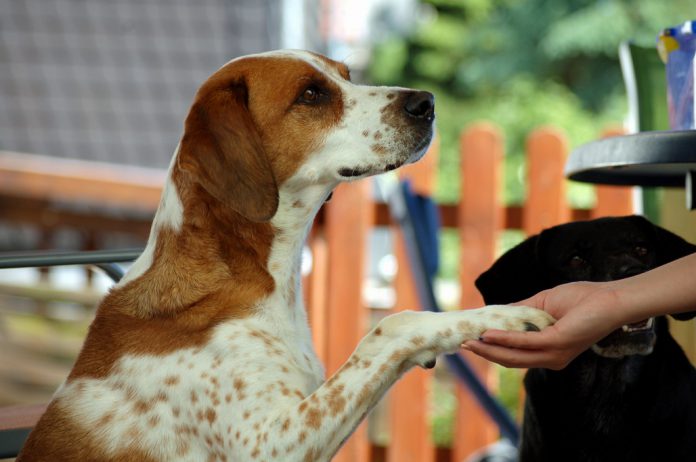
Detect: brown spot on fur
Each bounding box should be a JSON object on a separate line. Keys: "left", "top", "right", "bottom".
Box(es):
{"left": 440, "top": 328, "right": 453, "bottom": 338}
{"left": 305, "top": 407, "right": 322, "bottom": 429}
{"left": 457, "top": 320, "right": 471, "bottom": 331}
{"left": 133, "top": 400, "right": 152, "bottom": 414}
{"left": 98, "top": 411, "right": 115, "bottom": 426}
{"left": 411, "top": 335, "right": 426, "bottom": 347}
{"left": 327, "top": 384, "right": 347, "bottom": 416}
{"left": 371, "top": 144, "right": 387, "bottom": 155}
{"left": 148, "top": 415, "right": 160, "bottom": 427}
{"left": 234, "top": 377, "right": 247, "bottom": 400}
{"left": 206, "top": 407, "right": 217, "bottom": 424}
{"left": 389, "top": 348, "right": 410, "bottom": 364}
{"left": 304, "top": 447, "right": 320, "bottom": 462}
{"left": 164, "top": 375, "right": 180, "bottom": 386}
{"left": 176, "top": 438, "right": 191, "bottom": 456}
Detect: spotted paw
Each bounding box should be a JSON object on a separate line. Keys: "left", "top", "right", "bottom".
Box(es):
{"left": 480, "top": 305, "right": 555, "bottom": 333}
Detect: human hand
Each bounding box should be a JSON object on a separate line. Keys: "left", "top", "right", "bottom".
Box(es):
{"left": 463, "top": 281, "right": 625, "bottom": 369}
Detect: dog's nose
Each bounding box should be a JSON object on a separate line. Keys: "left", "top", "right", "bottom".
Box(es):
{"left": 404, "top": 91, "right": 435, "bottom": 120}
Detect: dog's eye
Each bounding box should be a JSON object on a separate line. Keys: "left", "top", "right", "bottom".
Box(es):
{"left": 634, "top": 246, "right": 648, "bottom": 257}
{"left": 568, "top": 255, "right": 587, "bottom": 268}
{"left": 298, "top": 86, "right": 323, "bottom": 104}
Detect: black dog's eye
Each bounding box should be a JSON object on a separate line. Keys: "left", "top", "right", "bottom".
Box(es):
{"left": 568, "top": 255, "right": 587, "bottom": 268}
{"left": 297, "top": 85, "right": 324, "bottom": 104}
{"left": 634, "top": 245, "right": 648, "bottom": 257}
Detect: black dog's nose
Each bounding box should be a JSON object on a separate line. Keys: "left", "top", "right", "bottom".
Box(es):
{"left": 404, "top": 91, "right": 435, "bottom": 120}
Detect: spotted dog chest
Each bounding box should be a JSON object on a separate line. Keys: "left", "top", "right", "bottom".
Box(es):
{"left": 55, "top": 317, "right": 322, "bottom": 461}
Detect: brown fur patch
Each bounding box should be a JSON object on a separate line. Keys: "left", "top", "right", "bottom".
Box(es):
{"left": 17, "top": 402, "right": 158, "bottom": 462}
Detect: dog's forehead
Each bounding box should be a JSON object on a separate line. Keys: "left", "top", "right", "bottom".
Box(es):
{"left": 549, "top": 218, "right": 651, "bottom": 252}
{"left": 222, "top": 49, "right": 350, "bottom": 82}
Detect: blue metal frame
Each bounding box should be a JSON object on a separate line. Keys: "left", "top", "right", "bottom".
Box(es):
{"left": 387, "top": 180, "right": 520, "bottom": 445}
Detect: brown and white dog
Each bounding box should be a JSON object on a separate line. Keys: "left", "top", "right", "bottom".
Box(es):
{"left": 18, "top": 50, "right": 553, "bottom": 462}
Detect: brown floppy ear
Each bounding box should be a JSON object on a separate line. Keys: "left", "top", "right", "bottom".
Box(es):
{"left": 179, "top": 79, "right": 279, "bottom": 222}
{"left": 475, "top": 234, "right": 549, "bottom": 305}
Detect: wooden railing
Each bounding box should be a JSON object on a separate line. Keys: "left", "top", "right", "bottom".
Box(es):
{"left": 0, "top": 124, "right": 633, "bottom": 460}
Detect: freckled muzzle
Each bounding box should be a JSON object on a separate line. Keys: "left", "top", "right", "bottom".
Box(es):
{"left": 338, "top": 90, "right": 435, "bottom": 179}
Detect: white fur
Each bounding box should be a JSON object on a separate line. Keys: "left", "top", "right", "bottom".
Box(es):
{"left": 116, "top": 146, "right": 184, "bottom": 287}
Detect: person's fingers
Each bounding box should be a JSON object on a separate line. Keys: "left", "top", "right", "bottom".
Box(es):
{"left": 477, "top": 328, "right": 562, "bottom": 350}
{"left": 462, "top": 340, "right": 570, "bottom": 370}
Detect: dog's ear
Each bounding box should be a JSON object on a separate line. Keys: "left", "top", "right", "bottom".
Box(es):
{"left": 475, "top": 235, "right": 548, "bottom": 305}
{"left": 179, "top": 79, "right": 279, "bottom": 222}
{"left": 629, "top": 215, "right": 696, "bottom": 320}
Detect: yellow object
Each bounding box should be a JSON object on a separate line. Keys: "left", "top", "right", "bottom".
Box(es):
{"left": 657, "top": 33, "right": 680, "bottom": 63}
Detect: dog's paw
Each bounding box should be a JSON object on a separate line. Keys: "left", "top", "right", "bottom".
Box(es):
{"left": 411, "top": 350, "right": 437, "bottom": 369}
{"left": 479, "top": 305, "right": 555, "bottom": 333}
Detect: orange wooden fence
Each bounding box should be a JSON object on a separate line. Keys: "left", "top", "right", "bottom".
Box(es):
{"left": 304, "top": 124, "right": 633, "bottom": 461}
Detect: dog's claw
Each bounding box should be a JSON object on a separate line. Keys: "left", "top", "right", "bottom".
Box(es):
{"left": 422, "top": 359, "right": 437, "bottom": 369}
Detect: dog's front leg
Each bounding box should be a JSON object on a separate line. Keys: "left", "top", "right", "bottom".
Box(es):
{"left": 262, "top": 306, "right": 553, "bottom": 461}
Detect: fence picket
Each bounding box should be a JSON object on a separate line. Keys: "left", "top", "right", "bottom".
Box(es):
{"left": 524, "top": 127, "right": 571, "bottom": 235}
{"left": 325, "top": 180, "right": 374, "bottom": 462}
{"left": 387, "top": 138, "right": 439, "bottom": 462}
{"left": 454, "top": 123, "right": 504, "bottom": 461}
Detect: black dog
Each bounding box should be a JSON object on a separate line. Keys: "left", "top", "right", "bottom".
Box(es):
{"left": 475, "top": 215, "right": 696, "bottom": 462}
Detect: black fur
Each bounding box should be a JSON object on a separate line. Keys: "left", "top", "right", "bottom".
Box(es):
{"left": 475, "top": 215, "right": 696, "bottom": 462}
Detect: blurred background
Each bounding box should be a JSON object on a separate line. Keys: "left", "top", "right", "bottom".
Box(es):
{"left": 1, "top": 1, "right": 695, "bottom": 461}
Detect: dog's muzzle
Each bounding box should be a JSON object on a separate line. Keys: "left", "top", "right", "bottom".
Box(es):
{"left": 592, "top": 317, "right": 656, "bottom": 358}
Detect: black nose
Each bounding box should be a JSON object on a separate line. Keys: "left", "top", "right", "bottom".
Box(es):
{"left": 404, "top": 91, "right": 435, "bottom": 120}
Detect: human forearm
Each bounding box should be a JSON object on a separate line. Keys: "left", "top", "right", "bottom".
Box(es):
{"left": 607, "top": 252, "right": 696, "bottom": 324}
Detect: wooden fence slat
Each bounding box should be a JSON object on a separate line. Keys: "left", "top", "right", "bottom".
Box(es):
{"left": 325, "top": 180, "right": 373, "bottom": 462}
{"left": 306, "top": 231, "right": 329, "bottom": 366}
{"left": 593, "top": 185, "right": 635, "bottom": 218}
{"left": 524, "top": 127, "right": 571, "bottom": 235}
{"left": 388, "top": 138, "right": 439, "bottom": 462}
{"left": 454, "top": 123, "right": 503, "bottom": 461}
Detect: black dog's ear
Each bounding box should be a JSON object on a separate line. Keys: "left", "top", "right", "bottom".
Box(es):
{"left": 475, "top": 235, "right": 548, "bottom": 305}
{"left": 629, "top": 215, "right": 696, "bottom": 320}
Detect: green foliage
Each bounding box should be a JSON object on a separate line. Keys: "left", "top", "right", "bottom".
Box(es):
{"left": 367, "top": 0, "right": 696, "bottom": 205}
